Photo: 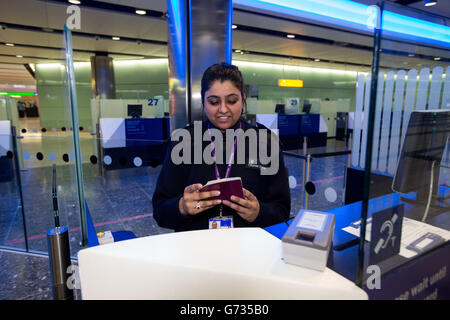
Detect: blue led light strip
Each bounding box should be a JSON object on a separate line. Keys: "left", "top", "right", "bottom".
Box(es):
{"left": 233, "top": 0, "right": 450, "bottom": 46}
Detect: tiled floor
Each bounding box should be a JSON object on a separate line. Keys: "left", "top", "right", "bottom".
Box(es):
{"left": 0, "top": 249, "right": 82, "bottom": 300}
{"left": 1, "top": 117, "right": 351, "bottom": 299}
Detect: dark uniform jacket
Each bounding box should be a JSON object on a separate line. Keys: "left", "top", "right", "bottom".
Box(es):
{"left": 152, "top": 119, "right": 291, "bottom": 232}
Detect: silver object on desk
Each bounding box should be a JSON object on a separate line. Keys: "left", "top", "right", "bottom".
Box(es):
{"left": 282, "top": 209, "right": 335, "bottom": 271}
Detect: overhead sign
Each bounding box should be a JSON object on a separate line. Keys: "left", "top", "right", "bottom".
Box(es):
{"left": 279, "top": 79, "right": 303, "bottom": 88}
{"left": 0, "top": 92, "right": 37, "bottom": 96}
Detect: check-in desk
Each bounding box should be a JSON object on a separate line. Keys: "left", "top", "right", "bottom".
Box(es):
{"left": 253, "top": 113, "right": 328, "bottom": 151}
{"left": 78, "top": 228, "right": 368, "bottom": 300}
{"left": 277, "top": 114, "right": 328, "bottom": 150}
{"left": 99, "top": 117, "right": 170, "bottom": 169}
{"left": 266, "top": 190, "right": 450, "bottom": 300}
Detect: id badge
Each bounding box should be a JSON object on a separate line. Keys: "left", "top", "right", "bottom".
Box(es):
{"left": 209, "top": 216, "right": 233, "bottom": 229}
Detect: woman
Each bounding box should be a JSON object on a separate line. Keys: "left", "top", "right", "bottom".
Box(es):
{"left": 152, "top": 62, "right": 290, "bottom": 231}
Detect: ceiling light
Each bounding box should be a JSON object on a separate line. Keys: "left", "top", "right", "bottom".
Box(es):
{"left": 5, "top": 43, "right": 14, "bottom": 46}
{"left": 408, "top": 53, "right": 415, "bottom": 57}
{"left": 16, "top": 55, "right": 23, "bottom": 58}
{"left": 424, "top": 0, "right": 437, "bottom": 7}
{"left": 68, "top": 0, "right": 81, "bottom": 4}
{"left": 112, "top": 36, "right": 120, "bottom": 41}
{"left": 287, "top": 34, "right": 295, "bottom": 38}
{"left": 135, "top": 10, "right": 147, "bottom": 15}
{"left": 234, "top": 49, "right": 241, "bottom": 53}
{"left": 314, "top": 58, "right": 320, "bottom": 62}
{"left": 232, "top": 25, "right": 237, "bottom": 29}
{"left": 434, "top": 57, "right": 441, "bottom": 60}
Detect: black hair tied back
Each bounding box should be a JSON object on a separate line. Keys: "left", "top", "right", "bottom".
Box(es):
{"left": 200, "top": 62, "right": 246, "bottom": 106}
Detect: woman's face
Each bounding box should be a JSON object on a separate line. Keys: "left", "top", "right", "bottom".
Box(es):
{"left": 204, "top": 80, "right": 244, "bottom": 130}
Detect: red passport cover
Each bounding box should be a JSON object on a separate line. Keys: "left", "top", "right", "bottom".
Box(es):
{"left": 199, "top": 177, "right": 244, "bottom": 201}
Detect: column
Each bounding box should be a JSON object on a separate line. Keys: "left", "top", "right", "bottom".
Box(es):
{"left": 167, "top": 0, "right": 233, "bottom": 129}
{"left": 90, "top": 53, "right": 116, "bottom": 99}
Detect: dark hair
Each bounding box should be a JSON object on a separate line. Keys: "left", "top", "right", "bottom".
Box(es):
{"left": 201, "top": 62, "right": 246, "bottom": 106}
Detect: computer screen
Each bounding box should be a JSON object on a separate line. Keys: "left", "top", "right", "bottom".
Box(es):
{"left": 392, "top": 110, "right": 450, "bottom": 198}
{"left": 246, "top": 85, "right": 259, "bottom": 98}
{"left": 302, "top": 102, "right": 312, "bottom": 114}
{"left": 125, "top": 118, "right": 169, "bottom": 147}
{"left": 275, "top": 104, "right": 285, "bottom": 114}
{"left": 127, "top": 104, "right": 142, "bottom": 118}
{"left": 278, "top": 114, "right": 299, "bottom": 136}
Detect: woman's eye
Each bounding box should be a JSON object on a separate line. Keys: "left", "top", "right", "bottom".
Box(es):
{"left": 227, "top": 99, "right": 238, "bottom": 105}
{"left": 208, "top": 100, "right": 219, "bottom": 105}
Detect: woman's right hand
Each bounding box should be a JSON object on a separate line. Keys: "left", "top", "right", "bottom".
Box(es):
{"left": 179, "top": 183, "right": 222, "bottom": 216}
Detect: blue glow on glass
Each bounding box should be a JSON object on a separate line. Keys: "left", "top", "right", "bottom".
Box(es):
{"left": 383, "top": 11, "right": 450, "bottom": 45}
{"left": 239, "top": 0, "right": 368, "bottom": 25}
{"left": 168, "top": 0, "right": 186, "bottom": 87}
{"left": 234, "top": 0, "right": 450, "bottom": 46}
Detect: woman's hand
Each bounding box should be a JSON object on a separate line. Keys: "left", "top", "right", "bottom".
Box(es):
{"left": 179, "top": 183, "right": 222, "bottom": 216}
{"left": 223, "top": 188, "right": 260, "bottom": 223}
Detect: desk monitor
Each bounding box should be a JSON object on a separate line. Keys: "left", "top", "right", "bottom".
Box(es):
{"left": 302, "top": 101, "right": 312, "bottom": 114}
{"left": 246, "top": 85, "right": 259, "bottom": 98}
{"left": 125, "top": 118, "right": 169, "bottom": 147}
{"left": 392, "top": 110, "right": 449, "bottom": 219}
{"left": 275, "top": 104, "right": 285, "bottom": 114}
{"left": 245, "top": 114, "right": 256, "bottom": 126}
{"left": 127, "top": 104, "right": 142, "bottom": 118}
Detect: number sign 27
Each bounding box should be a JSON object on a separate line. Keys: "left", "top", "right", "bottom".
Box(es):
{"left": 148, "top": 98, "right": 159, "bottom": 106}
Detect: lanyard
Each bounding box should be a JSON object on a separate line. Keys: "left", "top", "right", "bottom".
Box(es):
{"left": 207, "top": 121, "right": 241, "bottom": 180}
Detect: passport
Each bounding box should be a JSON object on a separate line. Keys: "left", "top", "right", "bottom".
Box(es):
{"left": 199, "top": 177, "right": 244, "bottom": 201}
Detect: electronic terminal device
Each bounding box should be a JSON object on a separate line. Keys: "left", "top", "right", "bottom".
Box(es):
{"left": 282, "top": 209, "right": 335, "bottom": 271}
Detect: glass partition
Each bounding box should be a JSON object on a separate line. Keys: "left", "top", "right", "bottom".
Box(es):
{"left": 0, "top": 95, "right": 27, "bottom": 251}
{"left": 353, "top": 2, "right": 449, "bottom": 297}
{"left": 0, "top": 25, "right": 86, "bottom": 256}
{"left": 81, "top": 95, "right": 172, "bottom": 239}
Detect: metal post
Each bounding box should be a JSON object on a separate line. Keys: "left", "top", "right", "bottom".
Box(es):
{"left": 96, "top": 123, "right": 103, "bottom": 177}
{"left": 348, "top": 132, "right": 353, "bottom": 167}
{"left": 47, "top": 226, "right": 73, "bottom": 300}
{"left": 302, "top": 136, "right": 307, "bottom": 192}
{"left": 304, "top": 153, "right": 312, "bottom": 209}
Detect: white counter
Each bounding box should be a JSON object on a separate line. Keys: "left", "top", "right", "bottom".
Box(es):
{"left": 78, "top": 227, "right": 368, "bottom": 300}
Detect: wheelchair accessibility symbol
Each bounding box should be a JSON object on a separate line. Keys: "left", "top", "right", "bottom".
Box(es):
{"left": 370, "top": 205, "right": 404, "bottom": 265}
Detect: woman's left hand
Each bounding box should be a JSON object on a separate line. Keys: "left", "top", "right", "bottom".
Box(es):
{"left": 223, "top": 188, "right": 260, "bottom": 223}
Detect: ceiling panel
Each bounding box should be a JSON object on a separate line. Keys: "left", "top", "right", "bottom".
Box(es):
{"left": 97, "top": 0, "right": 167, "bottom": 12}
{"left": 233, "top": 9, "right": 374, "bottom": 47}
{"left": 233, "top": 32, "right": 373, "bottom": 65}
{"left": 0, "top": 0, "right": 448, "bottom": 87}
{"left": 0, "top": 0, "right": 51, "bottom": 28}
{"left": 0, "top": 0, "right": 167, "bottom": 40}
{"left": 0, "top": 63, "right": 34, "bottom": 85}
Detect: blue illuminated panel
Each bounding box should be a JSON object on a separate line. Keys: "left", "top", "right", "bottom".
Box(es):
{"left": 234, "top": 0, "right": 450, "bottom": 47}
